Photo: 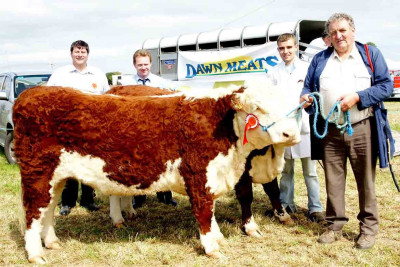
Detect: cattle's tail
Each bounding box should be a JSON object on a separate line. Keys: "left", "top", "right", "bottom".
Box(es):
{"left": 18, "top": 187, "right": 26, "bottom": 235}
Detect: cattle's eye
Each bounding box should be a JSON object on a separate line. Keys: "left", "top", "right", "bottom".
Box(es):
{"left": 257, "top": 107, "right": 268, "bottom": 114}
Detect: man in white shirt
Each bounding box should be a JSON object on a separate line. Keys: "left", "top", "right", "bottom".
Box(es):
{"left": 119, "top": 49, "right": 173, "bottom": 89}
{"left": 47, "top": 40, "right": 110, "bottom": 215}
{"left": 121, "top": 49, "right": 177, "bottom": 208}
{"left": 265, "top": 33, "right": 324, "bottom": 222}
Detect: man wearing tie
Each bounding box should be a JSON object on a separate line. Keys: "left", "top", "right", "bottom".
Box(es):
{"left": 120, "top": 49, "right": 177, "bottom": 208}
{"left": 120, "top": 49, "right": 172, "bottom": 89}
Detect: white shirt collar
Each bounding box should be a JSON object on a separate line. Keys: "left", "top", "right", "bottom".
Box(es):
{"left": 332, "top": 42, "right": 358, "bottom": 61}
{"left": 66, "top": 64, "right": 94, "bottom": 74}
{"left": 134, "top": 73, "right": 153, "bottom": 82}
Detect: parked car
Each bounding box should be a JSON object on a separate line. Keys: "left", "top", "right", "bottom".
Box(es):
{"left": 0, "top": 72, "right": 51, "bottom": 164}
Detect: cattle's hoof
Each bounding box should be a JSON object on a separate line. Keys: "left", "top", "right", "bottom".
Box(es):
{"left": 113, "top": 219, "right": 126, "bottom": 228}
{"left": 46, "top": 241, "right": 61, "bottom": 250}
{"left": 247, "top": 229, "right": 263, "bottom": 238}
{"left": 28, "top": 256, "right": 47, "bottom": 264}
{"left": 216, "top": 238, "right": 227, "bottom": 246}
{"left": 114, "top": 222, "right": 126, "bottom": 229}
{"left": 207, "top": 251, "right": 226, "bottom": 259}
{"left": 125, "top": 210, "right": 137, "bottom": 220}
{"left": 274, "top": 209, "right": 294, "bottom": 226}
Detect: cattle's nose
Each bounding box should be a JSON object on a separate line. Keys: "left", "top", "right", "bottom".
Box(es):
{"left": 281, "top": 129, "right": 301, "bottom": 144}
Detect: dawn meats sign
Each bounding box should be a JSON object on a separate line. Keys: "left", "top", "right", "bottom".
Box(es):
{"left": 178, "top": 42, "right": 280, "bottom": 81}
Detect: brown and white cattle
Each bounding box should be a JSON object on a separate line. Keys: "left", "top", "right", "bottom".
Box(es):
{"left": 14, "top": 79, "right": 300, "bottom": 264}
{"left": 106, "top": 85, "right": 293, "bottom": 231}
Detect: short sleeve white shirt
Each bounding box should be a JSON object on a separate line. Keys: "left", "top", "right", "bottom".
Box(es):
{"left": 47, "top": 64, "right": 110, "bottom": 94}
{"left": 319, "top": 44, "right": 372, "bottom": 123}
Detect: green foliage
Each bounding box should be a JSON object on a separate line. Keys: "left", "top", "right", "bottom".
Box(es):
{"left": 106, "top": 72, "right": 121, "bottom": 85}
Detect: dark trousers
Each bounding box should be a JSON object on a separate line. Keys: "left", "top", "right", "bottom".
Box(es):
{"left": 134, "top": 191, "right": 173, "bottom": 205}
{"left": 322, "top": 118, "right": 378, "bottom": 235}
{"left": 61, "top": 179, "right": 95, "bottom": 207}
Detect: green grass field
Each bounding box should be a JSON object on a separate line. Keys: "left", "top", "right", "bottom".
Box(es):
{"left": 1, "top": 102, "right": 400, "bottom": 266}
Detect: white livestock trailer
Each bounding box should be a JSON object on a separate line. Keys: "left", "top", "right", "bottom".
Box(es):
{"left": 140, "top": 19, "right": 326, "bottom": 83}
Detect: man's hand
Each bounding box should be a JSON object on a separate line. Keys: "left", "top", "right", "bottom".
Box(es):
{"left": 337, "top": 93, "right": 360, "bottom": 111}
{"left": 300, "top": 94, "right": 313, "bottom": 108}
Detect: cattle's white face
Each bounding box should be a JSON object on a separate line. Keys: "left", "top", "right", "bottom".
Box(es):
{"left": 233, "top": 78, "right": 301, "bottom": 151}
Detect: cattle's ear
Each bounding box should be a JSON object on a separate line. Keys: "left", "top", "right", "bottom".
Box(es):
{"left": 231, "top": 97, "right": 244, "bottom": 111}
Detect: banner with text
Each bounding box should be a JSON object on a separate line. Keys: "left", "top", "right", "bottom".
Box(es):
{"left": 177, "top": 42, "right": 280, "bottom": 81}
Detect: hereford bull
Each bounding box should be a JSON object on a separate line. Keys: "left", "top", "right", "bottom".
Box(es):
{"left": 106, "top": 85, "right": 293, "bottom": 230}
{"left": 14, "top": 80, "right": 300, "bottom": 264}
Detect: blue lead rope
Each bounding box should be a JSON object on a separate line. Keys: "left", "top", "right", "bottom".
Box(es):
{"left": 308, "top": 92, "right": 353, "bottom": 139}
{"left": 261, "top": 102, "right": 303, "bottom": 132}
{"left": 260, "top": 92, "right": 353, "bottom": 139}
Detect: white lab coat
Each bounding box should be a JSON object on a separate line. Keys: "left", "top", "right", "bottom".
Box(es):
{"left": 267, "top": 57, "right": 311, "bottom": 159}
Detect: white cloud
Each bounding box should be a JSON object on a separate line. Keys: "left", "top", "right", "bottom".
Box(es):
{"left": 0, "top": 0, "right": 48, "bottom": 15}
{"left": 0, "top": 0, "right": 399, "bottom": 75}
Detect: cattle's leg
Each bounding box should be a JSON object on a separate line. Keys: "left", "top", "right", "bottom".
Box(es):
{"left": 109, "top": 196, "right": 124, "bottom": 228}
{"left": 187, "top": 184, "right": 224, "bottom": 258}
{"left": 109, "top": 196, "right": 136, "bottom": 227}
{"left": 210, "top": 205, "right": 226, "bottom": 245}
{"left": 262, "top": 178, "right": 293, "bottom": 225}
{"left": 121, "top": 196, "right": 136, "bottom": 219}
{"left": 23, "top": 177, "right": 60, "bottom": 264}
{"left": 235, "top": 172, "right": 262, "bottom": 238}
{"left": 25, "top": 219, "right": 46, "bottom": 264}
{"left": 41, "top": 181, "right": 65, "bottom": 250}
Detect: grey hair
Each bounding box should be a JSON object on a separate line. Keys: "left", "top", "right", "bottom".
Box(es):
{"left": 325, "top": 13, "right": 355, "bottom": 34}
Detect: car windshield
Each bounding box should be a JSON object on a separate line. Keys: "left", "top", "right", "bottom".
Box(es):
{"left": 14, "top": 74, "right": 51, "bottom": 98}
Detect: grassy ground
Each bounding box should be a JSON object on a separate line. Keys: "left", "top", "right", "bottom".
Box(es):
{"left": 1, "top": 103, "right": 400, "bottom": 266}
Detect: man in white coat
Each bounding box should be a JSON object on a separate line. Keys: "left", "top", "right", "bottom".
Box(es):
{"left": 265, "top": 33, "right": 324, "bottom": 222}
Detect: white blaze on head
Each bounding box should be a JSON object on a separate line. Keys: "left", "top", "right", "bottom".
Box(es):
{"left": 233, "top": 77, "right": 301, "bottom": 149}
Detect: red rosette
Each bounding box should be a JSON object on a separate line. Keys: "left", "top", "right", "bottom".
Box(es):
{"left": 243, "top": 114, "right": 259, "bottom": 145}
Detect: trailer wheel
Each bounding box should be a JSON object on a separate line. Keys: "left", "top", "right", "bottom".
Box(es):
{"left": 5, "top": 132, "right": 17, "bottom": 165}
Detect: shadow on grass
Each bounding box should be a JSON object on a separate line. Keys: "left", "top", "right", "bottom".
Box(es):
{"left": 9, "top": 194, "right": 329, "bottom": 247}
{"left": 9, "top": 186, "right": 352, "bottom": 260}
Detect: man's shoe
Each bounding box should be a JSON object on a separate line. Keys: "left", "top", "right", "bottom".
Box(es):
{"left": 309, "top": 212, "right": 325, "bottom": 223}
{"left": 60, "top": 205, "right": 72, "bottom": 216}
{"left": 165, "top": 198, "right": 178, "bottom": 206}
{"left": 317, "top": 230, "right": 342, "bottom": 244}
{"left": 355, "top": 234, "right": 375, "bottom": 249}
{"left": 132, "top": 195, "right": 146, "bottom": 209}
{"left": 162, "top": 191, "right": 178, "bottom": 206}
{"left": 81, "top": 202, "right": 99, "bottom": 211}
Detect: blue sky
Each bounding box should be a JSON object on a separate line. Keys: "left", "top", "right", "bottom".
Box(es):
{"left": 1, "top": 0, "right": 399, "bottom": 74}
